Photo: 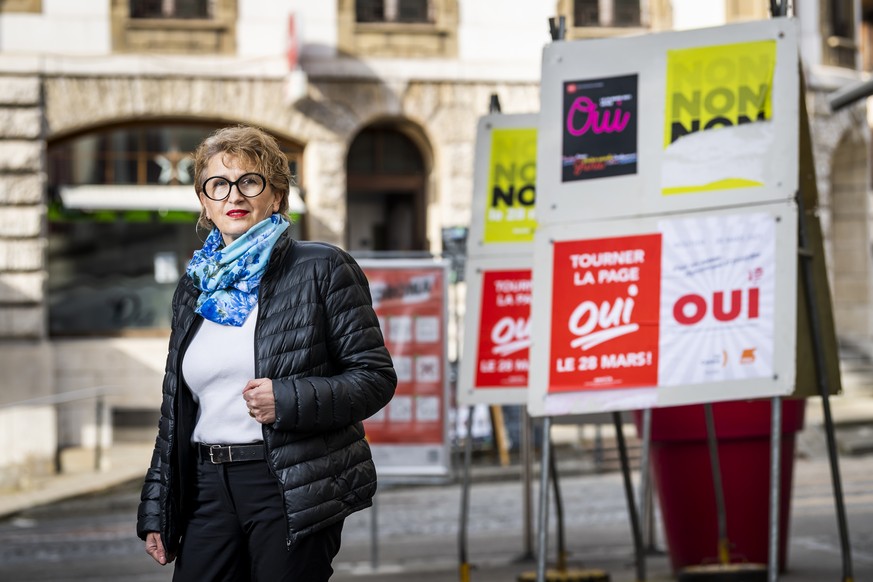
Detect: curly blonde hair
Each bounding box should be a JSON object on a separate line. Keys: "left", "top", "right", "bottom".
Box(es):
{"left": 193, "top": 125, "right": 293, "bottom": 230}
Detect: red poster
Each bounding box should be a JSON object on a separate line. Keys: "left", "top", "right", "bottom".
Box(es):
{"left": 361, "top": 265, "right": 445, "bottom": 445}
{"left": 549, "top": 234, "right": 662, "bottom": 391}
{"left": 475, "top": 269, "right": 531, "bottom": 388}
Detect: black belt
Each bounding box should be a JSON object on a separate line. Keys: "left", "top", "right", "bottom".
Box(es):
{"left": 197, "top": 443, "right": 265, "bottom": 464}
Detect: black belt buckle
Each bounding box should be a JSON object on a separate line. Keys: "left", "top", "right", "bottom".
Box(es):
{"left": 208, "top": 444, "right": 225, "bottom": 464}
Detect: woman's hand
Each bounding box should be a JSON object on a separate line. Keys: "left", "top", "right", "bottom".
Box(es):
{"left": 145, "top": 531, "right": 175, "bottom": 565}
{"left": 243, "top": 378, "right": 276, "bottom": 424}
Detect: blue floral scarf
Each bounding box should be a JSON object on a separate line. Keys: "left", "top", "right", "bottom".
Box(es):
{"left": 186, "top": 214, "right": 289, "bottom": 326}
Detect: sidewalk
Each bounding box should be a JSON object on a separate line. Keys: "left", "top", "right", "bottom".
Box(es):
{"left": 0, "top": 443, "right": 154, "bottom": 520}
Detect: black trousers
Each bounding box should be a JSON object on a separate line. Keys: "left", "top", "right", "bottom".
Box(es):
{"left": 172, "top": 457, "right": 344, "bottom": 582}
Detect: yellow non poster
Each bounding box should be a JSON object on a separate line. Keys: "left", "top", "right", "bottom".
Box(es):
{"left": 485, "top": 128, "right": 537, "bottom": 244}
{"left": 662, "top": 40, "right": 776, "bottom": 195}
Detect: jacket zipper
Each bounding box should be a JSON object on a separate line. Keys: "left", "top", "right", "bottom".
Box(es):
{"left": 255, "top": 241, "right": 295, "bottom": 550}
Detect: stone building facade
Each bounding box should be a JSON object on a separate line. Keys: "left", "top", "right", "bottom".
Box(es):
{"left": 0, "top": 0, "right": 870, "bottom": 487}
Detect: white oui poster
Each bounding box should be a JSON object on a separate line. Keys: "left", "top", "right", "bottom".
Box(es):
{"left": 658, "top": 212, "right": 776, "bottom": 385}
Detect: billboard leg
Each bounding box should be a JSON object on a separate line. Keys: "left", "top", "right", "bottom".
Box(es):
{"left": 637, "top": 407, "right": 659, "bottom": 554}
{"left": 767, "top": 397, "right": 782, "bottom": 582}
{"left": 548, "top": 441, "right": 566, "bottom": 571}
{"left": 370, "top": 491, "right": 380, "bottom": 571}
{"left": 459, "top": 406, "right": 474, "bottom": 582}
{"left": 521, "top": 408, "right": 535, "bottom": 560}
{"left": 703, "top": 402, "right": 730, "bottom": 566}
{"left": 536, "top": 416, "right": 552, "bottom": 582}
{"left": 614, "top": 412, "right": 646, "bottom": 581}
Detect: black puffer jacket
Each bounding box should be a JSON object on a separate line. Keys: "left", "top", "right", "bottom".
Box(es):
{"left": 136, "top": 233, "right": 397, "bottom": 552}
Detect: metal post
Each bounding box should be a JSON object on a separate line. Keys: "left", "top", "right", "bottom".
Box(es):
{"left": 94, "top": 396, "right": 105, "bottom": 472}
{"left": 548, "top": 15, "right": 566, "bottom": 41}
{"left": 703, "top": 403, "right": 730, "bottom": 565}
{"left": 637, "top": 408, "right": 655, "bottom": 552}
{"left": 522, "top": 407, "right": 534, "bottom": 559}
{"left": 768, "top": 397, "right": 782, "bottom": 582}
{"left": 614, "top": 412, "right": 645, "bottom": 582}
{"left": 459, "top": 406, "right": 475, "bottom": 582}
{"left": 769, "top": 0, "right": 789, "bottom": 18}
{"left": 536, "top": 416, "right": 552, "bottom": 582}
{"left": 370, "top": 491, "right": 380, "bottom": 571}
{"left": 549, "top": 442, "right": 566, "bottom": 572}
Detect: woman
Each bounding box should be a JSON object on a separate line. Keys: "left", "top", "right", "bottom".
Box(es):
{"left": 136, "top": 125, "right": 397, "bottom": 581}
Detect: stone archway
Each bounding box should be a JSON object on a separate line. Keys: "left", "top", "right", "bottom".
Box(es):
{"left": 829, "top": 131, "right": 873, "bottom": 350}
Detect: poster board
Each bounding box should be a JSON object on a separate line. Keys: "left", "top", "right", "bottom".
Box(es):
{"left": 536, "top": 18, "right": 798, "bottom": 225}
{"left": 527, "top": 202, "right": 798, "bottom": 417}
{"left": 458, "top": 255, "right": 532, "bottom": 405}
{"left": 457, "top": 112, "right": 539, "bottom": 406}
{"left": 468, "top": 113, "right": 539, "bottom": 257}
{"left": 360, "top": 259, "right": 451, "bottom": 479}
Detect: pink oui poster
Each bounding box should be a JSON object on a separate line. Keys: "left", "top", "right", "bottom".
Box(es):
{"left": 548, "top": 234, "right": 662, "bottom": 391}
{"left": 475, "top": 269, "right": 531, "bottom": 389}
{"left": 562, "top": 74, "right": 638, "bottom": 181}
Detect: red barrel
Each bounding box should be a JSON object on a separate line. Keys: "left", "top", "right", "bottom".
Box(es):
{"left": 638, "top": 398, "right": 805, "bottom": 573}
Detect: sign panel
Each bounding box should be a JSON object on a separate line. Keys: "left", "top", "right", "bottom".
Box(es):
{"left": 360, "top": 260, "right": 451, "bottom": 479}
{"left": 536, "top": 18, "right": 798, "bottom": 224}
{"left": 470, "top": 113, "right": 539, "bottom": 257}
{"left": 458, "top": 255, "right": 533, "bottom": 405}
{"left": 527, "top": 202, "right": 797, "bottom": 417}
{"left": 562, "top": 74, "right": 639, "bottom": 182}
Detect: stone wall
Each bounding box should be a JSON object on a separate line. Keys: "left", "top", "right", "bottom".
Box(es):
{"left": 807, "top": 87, "right": 873, "bottom": 352}
{"left": 0, "top": 74, "right": 45, "bottom": 341}
{"left": 0, "top": 72, "right": 55, "bottom": 488}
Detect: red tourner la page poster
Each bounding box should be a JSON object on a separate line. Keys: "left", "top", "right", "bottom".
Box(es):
{"left": 548, "top": 234, "right": 662, "bottom": 391}
{"left": 475, "top": 269, "right": 531, "bottom": 389}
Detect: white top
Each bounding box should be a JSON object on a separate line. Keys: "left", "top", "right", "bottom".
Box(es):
{"left": 182, "top": 304, "right": 264, "bottom": 444}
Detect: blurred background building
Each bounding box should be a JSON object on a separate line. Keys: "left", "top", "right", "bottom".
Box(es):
{"left": 0, "top": 0, "right": 870, "bottom": 487}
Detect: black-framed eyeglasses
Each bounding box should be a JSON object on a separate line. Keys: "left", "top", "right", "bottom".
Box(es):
{"left": 202, "top": 173, "right": 267, "bottom": 201}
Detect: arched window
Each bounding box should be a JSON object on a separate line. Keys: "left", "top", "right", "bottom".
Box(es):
{"left": 346, "top": 126, "right": 427, "bottom": 253}
{"left": 47, "top": 122, "right": 303, "bottom": 336}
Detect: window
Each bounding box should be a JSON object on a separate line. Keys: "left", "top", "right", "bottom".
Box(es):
{"left": 130, "top": 0, "right": 211, "bottom": 19}
{"left": 613, "top": 0, "right": 641, "bottom": 27}
{"left": 356, "top": 0, "right": 430, "bottom": 23}
{"left": 356, "top": 0, "right": 384, "bottom": 22}
{"left": 346, "top": 127, "right": 427, "bottom": 252}
{"left": 574, "top": 0, "right": 598, "bottom": 27}
{"left": 339, "top": 0, "right": 457, "bottom": 58}
{"left": 823, "top": 0, "right": 858, "bottom": 69}
{"left": 49, "top": 125, "right": 203, "bottom": 188}
{"left": 562, "top": 0, "right": 646, "bottom": 36}
{"left": 111, "top": 0, "right": 236, "bottom": 54}
{"left": 397, "top": 0, "right": 430, "bottom": 23}
{"left": 47, "top": 123, "right": 304, "bottom": 336}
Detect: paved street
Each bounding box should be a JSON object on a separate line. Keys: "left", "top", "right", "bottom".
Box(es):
{"left": 0, "top": 449, "right": 870, "bottom": 582}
